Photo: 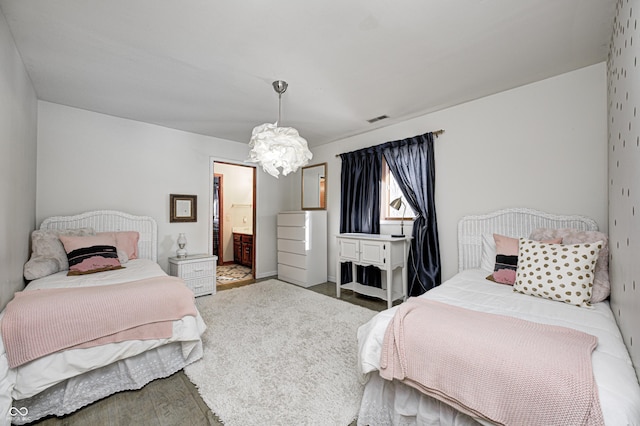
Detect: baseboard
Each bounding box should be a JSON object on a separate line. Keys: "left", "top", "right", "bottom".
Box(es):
{"left": 256, "top": 271, "right": 277, "bottom": 279}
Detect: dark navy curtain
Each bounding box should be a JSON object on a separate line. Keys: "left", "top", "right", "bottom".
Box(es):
{"left": 380, "top": 132, "right": 441, "bottom": 295}
{"left": 339, "top": 147, "right": 382, "bottom": 287}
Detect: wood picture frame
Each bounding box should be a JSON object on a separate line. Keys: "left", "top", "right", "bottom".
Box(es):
{"left": 170, "top": 194, "right": 197, "bottom": 222}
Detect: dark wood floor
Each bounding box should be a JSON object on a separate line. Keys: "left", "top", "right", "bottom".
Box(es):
{"left": 26, "top": 278, "right": 393, "bottom": 426}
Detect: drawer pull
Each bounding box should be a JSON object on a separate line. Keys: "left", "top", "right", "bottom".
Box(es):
{"left": 193, "top": 268, "right": 205, "bottom": 272}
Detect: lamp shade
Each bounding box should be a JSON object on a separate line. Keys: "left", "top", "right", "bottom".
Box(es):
{"left": 248, "top": 123, "right": 312, "bottom": 178}
{"left": 247, "top": 80, "right": 313, "bottom": 178}
{"left": 176, "top": 233, "right": 187, "bottom": 258}
{"left": 389, "top": 197, "right": 404, "bottom": 211}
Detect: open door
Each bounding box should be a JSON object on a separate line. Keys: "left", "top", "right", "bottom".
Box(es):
{"left": 212, "top": 161, "right": 256, "bottom": 282}
{"left": 212, "top": 174, "right": 224, "bottom": 266}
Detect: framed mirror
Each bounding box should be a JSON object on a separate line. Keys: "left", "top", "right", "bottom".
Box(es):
{"left": 301, "top": 163, "right": 327, "bottom": 210}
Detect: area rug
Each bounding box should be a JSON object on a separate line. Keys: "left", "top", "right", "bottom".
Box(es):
{"left": 216, "top": 264, "right": 252, "bottom": 286}
{"left": 184, "top": 279, "right": 377, "bottom": 425}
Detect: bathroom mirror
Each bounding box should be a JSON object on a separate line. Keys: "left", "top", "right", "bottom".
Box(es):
{"left": 301, "top": 163, "right": 327, "bottom": 210}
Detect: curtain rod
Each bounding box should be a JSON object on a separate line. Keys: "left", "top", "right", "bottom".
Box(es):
{"left": 335, "top": 129, "right": 444, "bottom": 158}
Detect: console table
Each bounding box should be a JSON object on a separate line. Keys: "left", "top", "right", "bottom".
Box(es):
{"left": 336, "top": 233, "right": 411, "bottom": 309}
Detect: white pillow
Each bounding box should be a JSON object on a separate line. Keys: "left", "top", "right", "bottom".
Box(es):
{"left": 513, "top": 239, "right": 602, "bottom": 307}
{"left": 480, "top": 234, "right": 496, "bottom": 272}
{"left": 117, "top": 248, "right": 129, "bottom": 264}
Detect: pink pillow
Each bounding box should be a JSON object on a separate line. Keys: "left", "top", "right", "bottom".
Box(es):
{"left": 494, "top": 234, "right": 519, "bottom": 256}
{"left": 59, "top": 235, "right": 123, "bottom": 276}
{"left": 98, "top": 231, "right": 140, "bottom": 260}
{"left": 488, "top": 234, "right": 562, "bottom": 285}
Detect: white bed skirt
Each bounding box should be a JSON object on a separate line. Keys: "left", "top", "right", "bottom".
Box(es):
{"left": 358, "top": 373, "right": 484, "bottom": 426}
{"left": 11, "top": 341, "right": 202, "bottom": 424}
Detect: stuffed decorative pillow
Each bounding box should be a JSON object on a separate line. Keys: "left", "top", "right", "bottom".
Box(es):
{"left": 97, "top": 231, "right": 140, "bottom": 260}
{"left": 487, "top": 234, "right": 562, "bottom": 285}
{"left": 529, "top": 228, "right": 609, "bottom": 302}
{"left": 489, "top": 234, "right": 520, "bottom": 284}
{"left": 513, "top": 239, "right": 602, "bottom": 307}
{"left": 23, "top": 228, "right": 96, "bottom": 280}
{"left": 58, "top": 234, "right": 124, "bottom": 276}
{"left": 23, "top": 258, "right": 61, "bottom": 281}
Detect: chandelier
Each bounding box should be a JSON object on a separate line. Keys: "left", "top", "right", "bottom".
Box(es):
{"left": 248, "top": 80, "right": 312, "bottom": 178}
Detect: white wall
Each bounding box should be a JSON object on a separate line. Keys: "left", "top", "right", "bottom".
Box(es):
{"left": 296, "top": 63, "right": 608, "bottom": 283}
{"left": 0, "top": 10, "right": 38, "bottom": 309}
{"left": 27, "top": 62, "right": 610, "bottom": 293}
{"left": 36, "top": 102, "right": 285, "bottom": 277}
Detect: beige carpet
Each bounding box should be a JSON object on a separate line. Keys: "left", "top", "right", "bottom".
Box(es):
{"left": 184, "top": 279, "right": 377, "bottom": 425}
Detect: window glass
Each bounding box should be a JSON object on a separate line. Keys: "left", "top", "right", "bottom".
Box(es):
{"left": 382, "top": 160, "right": 416, "bottom": 220}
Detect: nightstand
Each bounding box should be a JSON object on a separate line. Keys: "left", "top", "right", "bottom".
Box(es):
{"left": 168, "top": 254, "right": 217, "bottom": 297}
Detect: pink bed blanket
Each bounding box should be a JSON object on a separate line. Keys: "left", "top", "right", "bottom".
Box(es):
{"left": 379, "top": 297, "right": 604, "bottom": 426}
{"left": 1, "top": 276, "right": 197, "bottom": 368}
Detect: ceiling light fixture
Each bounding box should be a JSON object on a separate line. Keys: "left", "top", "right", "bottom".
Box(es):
{"left": 248, "top": 80, "right": 312, "bottom": 178}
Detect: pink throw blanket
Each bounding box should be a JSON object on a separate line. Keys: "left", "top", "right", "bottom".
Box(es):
{"left": 1, "top": 276, "right": 197, "bottom": 368}
{"left": 379, "top": 298, "right": 604, "bottom": 426}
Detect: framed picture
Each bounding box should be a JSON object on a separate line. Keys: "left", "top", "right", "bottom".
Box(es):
{"left": 170, "top": 194, "right": 197, "bottom": 222}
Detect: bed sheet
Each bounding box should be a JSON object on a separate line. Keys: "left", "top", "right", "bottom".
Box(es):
{"left": 24, "top": 258, "right": 168, "bottom": 290}
{"left": 0, "top": 259, "right": 206, "bottom": 425}
{"left": 357, "top": 269, "right": 640, "bottom": 425}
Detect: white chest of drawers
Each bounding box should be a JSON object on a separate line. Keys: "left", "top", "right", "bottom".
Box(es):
{"left": 277, "top": 211, "right": 327, "bottom": 287}
{"left": 168, "top": 254, "right": 217, "bottom": 297}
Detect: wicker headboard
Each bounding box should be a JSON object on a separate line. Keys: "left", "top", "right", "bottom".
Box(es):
{"left": 457, "top": 207, "right": 599, "bottom": 272}
{"left": 40, "top": 210, "right": 158, "bottom": 262}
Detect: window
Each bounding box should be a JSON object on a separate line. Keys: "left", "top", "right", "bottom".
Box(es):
{"left": 381, "top": 159, "right": 416, "bottom": 220}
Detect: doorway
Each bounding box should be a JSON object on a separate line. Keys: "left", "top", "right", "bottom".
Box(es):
{"left": 211, "top": 161, "right": 256, "bottom": 286}
{"left": 212, "top": 173, "right": 224, "bottom": 266}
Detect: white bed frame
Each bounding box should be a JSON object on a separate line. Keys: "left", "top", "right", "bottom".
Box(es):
{"left": 10, "top": 211, "right": 194, "bottom": 424}
{"left": 358, "top": 207, "right": 611, "bottom": 426}
{"left": 40, "top": 210, "right": 158, "bottom": 262}
{"left": 457, "top": 207, "right": 598, "bottom": 272}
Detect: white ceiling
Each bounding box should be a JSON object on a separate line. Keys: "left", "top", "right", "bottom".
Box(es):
{"left": 0, "top": 0, "right": 615, "bottom": 147}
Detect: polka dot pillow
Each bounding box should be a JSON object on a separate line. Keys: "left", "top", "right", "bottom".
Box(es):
{"left": 513, "top": 239, "right": 603, "bottom": 307}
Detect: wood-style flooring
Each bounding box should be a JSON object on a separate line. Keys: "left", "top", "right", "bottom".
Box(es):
{"left": 26, "top": 278, "right": 393, "bottom": 426}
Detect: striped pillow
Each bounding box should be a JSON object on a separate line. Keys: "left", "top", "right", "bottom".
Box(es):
{"left": 489, "top": 234, "right": 520, "bottom": 284}
{"left": 487, "top": 234, "right": 562, "bottom": 285}
{"left": 59, "top": 235, "right": 124, "bottom": 276}
{"left": 97, "top": 231, "right": 140, "bottom": 260}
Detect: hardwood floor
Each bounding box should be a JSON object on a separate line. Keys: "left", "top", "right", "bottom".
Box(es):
{"left": 26, "top": 278, "right": 391, "bottom": 426}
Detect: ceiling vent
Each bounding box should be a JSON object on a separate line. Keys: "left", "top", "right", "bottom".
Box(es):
{"left": 367, "top": 114, "right": 389, "bottom": 124}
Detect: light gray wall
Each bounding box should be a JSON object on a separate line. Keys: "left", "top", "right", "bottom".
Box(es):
{"left": 36, "top": 101, "right": 286, "bottom": 277}
{"left": 23, "top": 61, "right": 610, "bottom": 299}
{"left": 298, "top": 63, "right": 608, "bottom": 283}
{"left": 0, "top": 10, "right": 38, "bottom": 309}
{"left": 607, "top": 0, "right": 640, "bottom": 379}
